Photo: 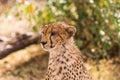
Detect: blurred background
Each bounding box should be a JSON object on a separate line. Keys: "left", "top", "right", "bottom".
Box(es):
{"left": 0, "top": 0, "right": 120, "bottom": 80}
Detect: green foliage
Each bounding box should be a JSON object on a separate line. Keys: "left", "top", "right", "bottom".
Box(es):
{"left": 46, "top": 0, "right": 120, "bottom": 58}
{"left": 8, "top": 1, "right": 56, "bottom": 32}
{"left": 8, "top": 0, "right": 120, "bottom": 58}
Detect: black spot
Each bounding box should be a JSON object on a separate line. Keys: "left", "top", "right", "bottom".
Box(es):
{"left": 57, "top": 67, "right": 62, "bottom": 75}
{"left": 76, "top": 72, "right": 78, "bottom": 75}
{"left": 69, "top": 76, "right": 71, "bottom": 78}
{"left": 79, "top": 71, "right": 81, "bottom": 74}
{"left": 64, "top": 66, "right": 66, "bottom": 69}
{"left": 74, "top": 75, "right": 76, "bottom": 78}
{"left": 63, "top": 50, "right": 66, "bottom": 53}
{"left": 57, "top": 58, "right": 59, "bottom": 62}
{"left": 61, "top": 61, "right": 64, "bottom": 64}
{"left": 72, "top": 72, "right": 74, "bottom": 75}
{"left": 66, "top": 58, "right": 69, "bottom": 61}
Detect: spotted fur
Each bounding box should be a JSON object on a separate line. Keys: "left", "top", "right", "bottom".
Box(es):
{"left": 40, "top": 22, "right": 92, "bottom": 80}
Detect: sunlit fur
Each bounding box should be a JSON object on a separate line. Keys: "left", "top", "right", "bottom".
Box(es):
{"left": 40, "top": 22, "right": 92, "bottom": 80}
{"left": 40, "top": 22, "right": 76, "bottom": 51}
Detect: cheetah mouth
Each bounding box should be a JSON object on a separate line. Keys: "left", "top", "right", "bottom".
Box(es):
{"left": 41, "top": 44, "right": 55, "bottom": 49}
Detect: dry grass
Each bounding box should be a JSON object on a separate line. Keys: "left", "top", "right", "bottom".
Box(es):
{"left": 0, "top": 45, "right": 48, "bottom": 80}
{"left": 0, "top": 45, "right": 119, "bottom": 80}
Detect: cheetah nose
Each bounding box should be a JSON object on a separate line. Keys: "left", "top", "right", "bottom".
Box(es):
{"left": 40, "top": 41, "right": 47, "bottom": 45}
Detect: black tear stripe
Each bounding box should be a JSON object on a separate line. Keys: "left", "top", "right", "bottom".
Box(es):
{"left": 50, "top": 26, "right": 54, "bottom": 47}
{"left": 50, "top": 35, "right": 53, "bottom": 48}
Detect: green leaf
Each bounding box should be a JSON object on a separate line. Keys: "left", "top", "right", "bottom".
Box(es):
{"left": 32, "top": 26, "right": 38, "bottom": 32}
{"left": 103, "top": 42, "right": 111, "bottom": 50}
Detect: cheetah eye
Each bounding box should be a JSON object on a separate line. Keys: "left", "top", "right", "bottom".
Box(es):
{"left": 51, "top": 31, "right": 57, "bottom": 36}
{"left": 41, "top": 31, "right": 44, "bottom": 35}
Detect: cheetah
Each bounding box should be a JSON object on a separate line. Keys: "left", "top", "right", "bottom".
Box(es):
{"left": 40, "top": 22, "right": 92, "bottom": 80}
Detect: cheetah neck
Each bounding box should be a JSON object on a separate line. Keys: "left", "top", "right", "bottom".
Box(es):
{"left": 46, "top": 38, "right": 92, "bottom": 80}
{"left": 48, "top": 38, "right": 81, "bottom": 62}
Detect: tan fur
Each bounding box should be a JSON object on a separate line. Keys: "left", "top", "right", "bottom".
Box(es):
{"left": 40, "top": 22, "right": 92, "bottom": 80}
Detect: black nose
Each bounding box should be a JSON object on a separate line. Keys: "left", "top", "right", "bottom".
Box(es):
{"left": 40, "top": 41, "right": 47, "bottom": 45}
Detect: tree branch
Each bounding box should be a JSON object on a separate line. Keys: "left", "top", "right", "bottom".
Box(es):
{"left": 0, "top": 33, "right": 40, "bottom": 59}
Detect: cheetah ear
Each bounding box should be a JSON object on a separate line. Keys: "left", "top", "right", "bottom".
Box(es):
{"left": 65, "top": 26, "right": 76, "bottom": 38}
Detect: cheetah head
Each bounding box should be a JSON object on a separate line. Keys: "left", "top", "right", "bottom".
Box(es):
{"left": 39, "top": 22, "right": 76, "bottom": 51}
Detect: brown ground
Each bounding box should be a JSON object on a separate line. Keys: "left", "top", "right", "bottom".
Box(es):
{"left": 0, "top": 45, "right": 120, "bottom": 80}
{"left": 0, "top": 45, "right": 48, "bottom": 80}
